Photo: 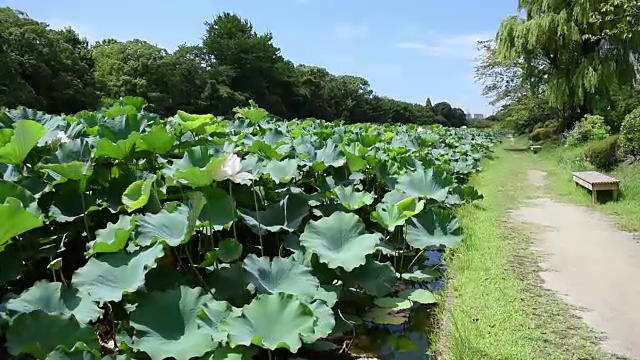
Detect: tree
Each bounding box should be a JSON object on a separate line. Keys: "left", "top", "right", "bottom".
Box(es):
{"left": 495, "top": 0, "right": 640, "bottom": 129}
{"left": 475, "top": 39, "right": 533, "bottom": 107}
{"left": 202, "top": 12, "right": 296, "bottom": 118}
{"left": 0, "top": 7, "right": 99, "bottom": 113}
{"left": 433, "top": 102, "right": 467, "bottom": 127}
{"left": 92, "top": 39, "right": 172, "bottom": 111}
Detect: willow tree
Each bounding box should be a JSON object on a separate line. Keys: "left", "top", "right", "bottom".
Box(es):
{"left": 496, "top": 0, "right": 640, "bottom": 128}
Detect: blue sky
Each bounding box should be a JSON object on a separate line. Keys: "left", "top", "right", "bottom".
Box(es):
{"left": 3, "top": 0, "right": 517, "bottom": 115}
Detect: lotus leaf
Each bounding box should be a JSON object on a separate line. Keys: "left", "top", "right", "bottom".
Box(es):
{"left": 130, "top": 286, "right": 218, "bottom": 360}
{"left": 405, "top": 208, "right": 462, "bottom": 249}
{"left": 299, "top": 211, "right": 381, "bottom": 271}
{"left": 227, "top": 293, "right": 316, "bottom": 352}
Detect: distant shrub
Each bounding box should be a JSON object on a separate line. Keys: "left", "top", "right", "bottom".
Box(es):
{"left": 619, "top": 107, "right": 640, "bottom": 157}
{"left": 469, "top": 118, "right": 494, "bottom": 129}
{"left": 566, "top": 114, "right": 610, "bottom": 146}
{"left": 528, "top": 128, "right": 553, "bottom": 142}
{"left": 542, "top": 119, "right": 560, "bottom": 132}
{"left": 585, "top": 135, "right": 619, "bottom": 170}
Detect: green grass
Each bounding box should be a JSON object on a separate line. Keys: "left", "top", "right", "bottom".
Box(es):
{"left": 535, "top": 143, "right": 640, "bottom": 231}
{"left": 434, "top": 147, "right": 621, "bottom": 360}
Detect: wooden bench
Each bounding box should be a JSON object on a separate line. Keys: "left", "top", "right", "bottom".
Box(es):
{"left": 572, "top": 171, "right": 620, "bottom": 203}
{"left": 530, "top": 145, "right": 542, "bottom": 154}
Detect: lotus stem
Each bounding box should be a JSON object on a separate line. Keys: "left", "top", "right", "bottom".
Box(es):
{"left": 251, "top": 180, "right": 264, "bottom": 256}
{"left": 184, "top": 246, "right": 215, "bottom": 297}
{"left": 406, "top": 247, "right": 426, "bottom": 272}
{"left": 229, "top": 181, "right": 238, "bottom": 243}
{"left": 399, "top": 224, "right": 407, "bottom": 273}
{"left": 80, "top": 194, "right": 92, "bottom": 241}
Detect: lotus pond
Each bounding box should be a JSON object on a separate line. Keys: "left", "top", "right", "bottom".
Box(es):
{"left": 0, "top": 98, "right": 496, "bottom": 359}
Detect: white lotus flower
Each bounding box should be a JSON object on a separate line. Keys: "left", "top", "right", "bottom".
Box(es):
{"left": 212, "top": 154, "right": 254, "bottom": 185}
{"left": 56, "top": 130, "right": 70, "bottom": 144}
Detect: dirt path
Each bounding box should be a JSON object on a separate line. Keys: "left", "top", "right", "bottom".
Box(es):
{"left": 511, "top": 170, "right": 640, "bottom": 359}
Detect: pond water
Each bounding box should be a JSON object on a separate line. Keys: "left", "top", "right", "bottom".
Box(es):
{"left": 263, "top": 250, "right": 446, "bottom": 360}
{"left": 347, "top": 250, "right": 444, "bottom": 360}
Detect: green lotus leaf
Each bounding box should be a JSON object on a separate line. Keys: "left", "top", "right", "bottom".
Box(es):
{"left": 135, "top": 202, "right": 197, "bottom": 247}
{"left": 446, "top": 184, "right": 483, "bottom": 205}
{"left": 122, "top": 177, "right": 155, "bottom": 212}
{"left": 197, "top": 299, "right": 241, "bottom": 343}
{"left": 238, "top": 194, "right": 309, "bottom": 235}
{"left": 0, "top": 243, "right": 24, "bottom": 282}
{"left": 362, "top": 307, "right": 408, "bottom": 325}
{"left": 95, "top": 135, "right": 139, "bottom": 160}
{"left": 199, "top": 250, "right": 218, "bottom": 268}
{"left": 342, "top": 260, "right": 396, "bottom": 297}
{"left": 395, "top": 167, "right": 452, "bottom": 201}
{"left": 207, "top": 345, "right": 256, "bottom": 360}
{"left": 370, "top": 196, "right": 425, "bottom": 232}
{"left": 242, "top": 254, "right": 321, "bottom": 301}
{"left": 43, "top": 181, "right": 101, "bottom": 222}
{"left": 332, "top": 185, "right": 375, "bottom": 211}
{"left": 41, "top": 139, "right": 93, "bottom": 180}
{"left": 130, "top": 286, "right": 218, "bottom": 360}
{"left": 86, "top": 215, "right": 135, "bottom": 257}
{"left": 218, "top": 238, "right": 243, "bottom": 263}
{"left": 401, "top": 268, "right": 441, "bottom": 282}
{"left": 227, "top": 293, "right": 315, "bottom": 352}
{"left": 45, "top": 348, "right": 101, "bottom": 360}
{"left": 71, "top": 243, "right": 164, "bottom": 303}
{"left": 6, "top": 311, "right": 99, "bottom": 359}
{"left": 260, "top": 158, "right": 298, "bottom": 183}
{"left": 164, "top": 147, "right": 225, "bottom": 188}
{"left": 405, "top": 208, "right": 462, "bottom": 249}
{"left": 373, "top": 297, "right": 412, "bottom": 310}
{"left": 247, "top": 140, "right": 286, "bottom": 160}
{"left": 299, "top": 211, "right": 381, "bottom": 271}
{"left": 398, "top": 288, "right": 437, "bottom": 304}
{"left": 301, "top": 300, "right": 335, "bottom": 345}
{"left": 5, "top": 281, "right": 102, "bottom": 324}
{"left": 205, "top": 263, "right": 252, "bottom": 307}
{"left": 0, "top": 197, "right": 44, "bottom": 250}
{"left": 198, "top": 188, "right": 236, "bottom": 230}
{"left": 310, "top": 140, "right": 346, "bottom": 171}
{"left": 136, "top": 125, "right": 176, "bottom": 154}
{"left": 236, "top": 104, "right": 269, "bottom": 123}
{"left": 0, "top": 180, "right": 40, "bottom": 214}
{"left": 0, "top": 119, "right": 46, "bottom": 165}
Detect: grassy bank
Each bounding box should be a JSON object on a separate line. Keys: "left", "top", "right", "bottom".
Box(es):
{"left": 535, "top": 143, "right": 640, "bottom": 232}
{"left": 435, "top": 147, "right": 618, "bottom": 360}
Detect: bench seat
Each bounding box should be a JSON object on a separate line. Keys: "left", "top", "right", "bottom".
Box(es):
{"left": 572, "top": 171, "right": 620, "bottom": 203}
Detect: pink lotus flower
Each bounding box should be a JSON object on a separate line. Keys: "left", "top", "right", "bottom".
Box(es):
{"left": 212, "top": 154, "right": 254, "bottom": 185}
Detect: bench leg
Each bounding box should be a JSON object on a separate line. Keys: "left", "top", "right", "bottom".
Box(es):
{"left": 592, "top": 190, "right": 598, "bottom": 204}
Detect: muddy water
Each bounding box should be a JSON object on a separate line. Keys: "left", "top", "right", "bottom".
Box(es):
{"left": 347, "top": 250, "right": 444, "bottom": 360}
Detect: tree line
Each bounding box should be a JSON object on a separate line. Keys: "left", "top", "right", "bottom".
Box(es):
{"left": 476, "top": 0, "right": 640, "bottom": 134}
{"left": 0, "top": 7, "right": 468, "bottom": 127}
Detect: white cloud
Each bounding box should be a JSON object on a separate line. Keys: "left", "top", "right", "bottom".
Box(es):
{"left": 396, "top": 32, "right": 493, "bottom": 59}
{"left": 396, "top": 42, "right": 427, "bottom": 50}
{"left": 334, "top": 23, "right": 369, "bottom": 40}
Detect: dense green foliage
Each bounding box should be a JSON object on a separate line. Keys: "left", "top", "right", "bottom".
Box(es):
{"left": 619, "top": 108, "right": 640, "bottom": 157}
{"left": 0, "top": 7, "right": 467, "bottom": 127}
{"left": 585, "top": 135, "right": 620, "bottom": 170}
{"left": 0, "top": 98, "right": 495, "bottom": 359}
{"left": 479, "top": 1, "right": 640, "bottom": 143}
{"left": 566, "top": 114, "right": 610, "bottom": 146}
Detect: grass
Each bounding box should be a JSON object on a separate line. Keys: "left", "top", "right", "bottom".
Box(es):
{"left": 434, "top": 146, "right": 622, "bottom": 360}
{"left": 534, "top": 143, "right": 640, "bottom": 232}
